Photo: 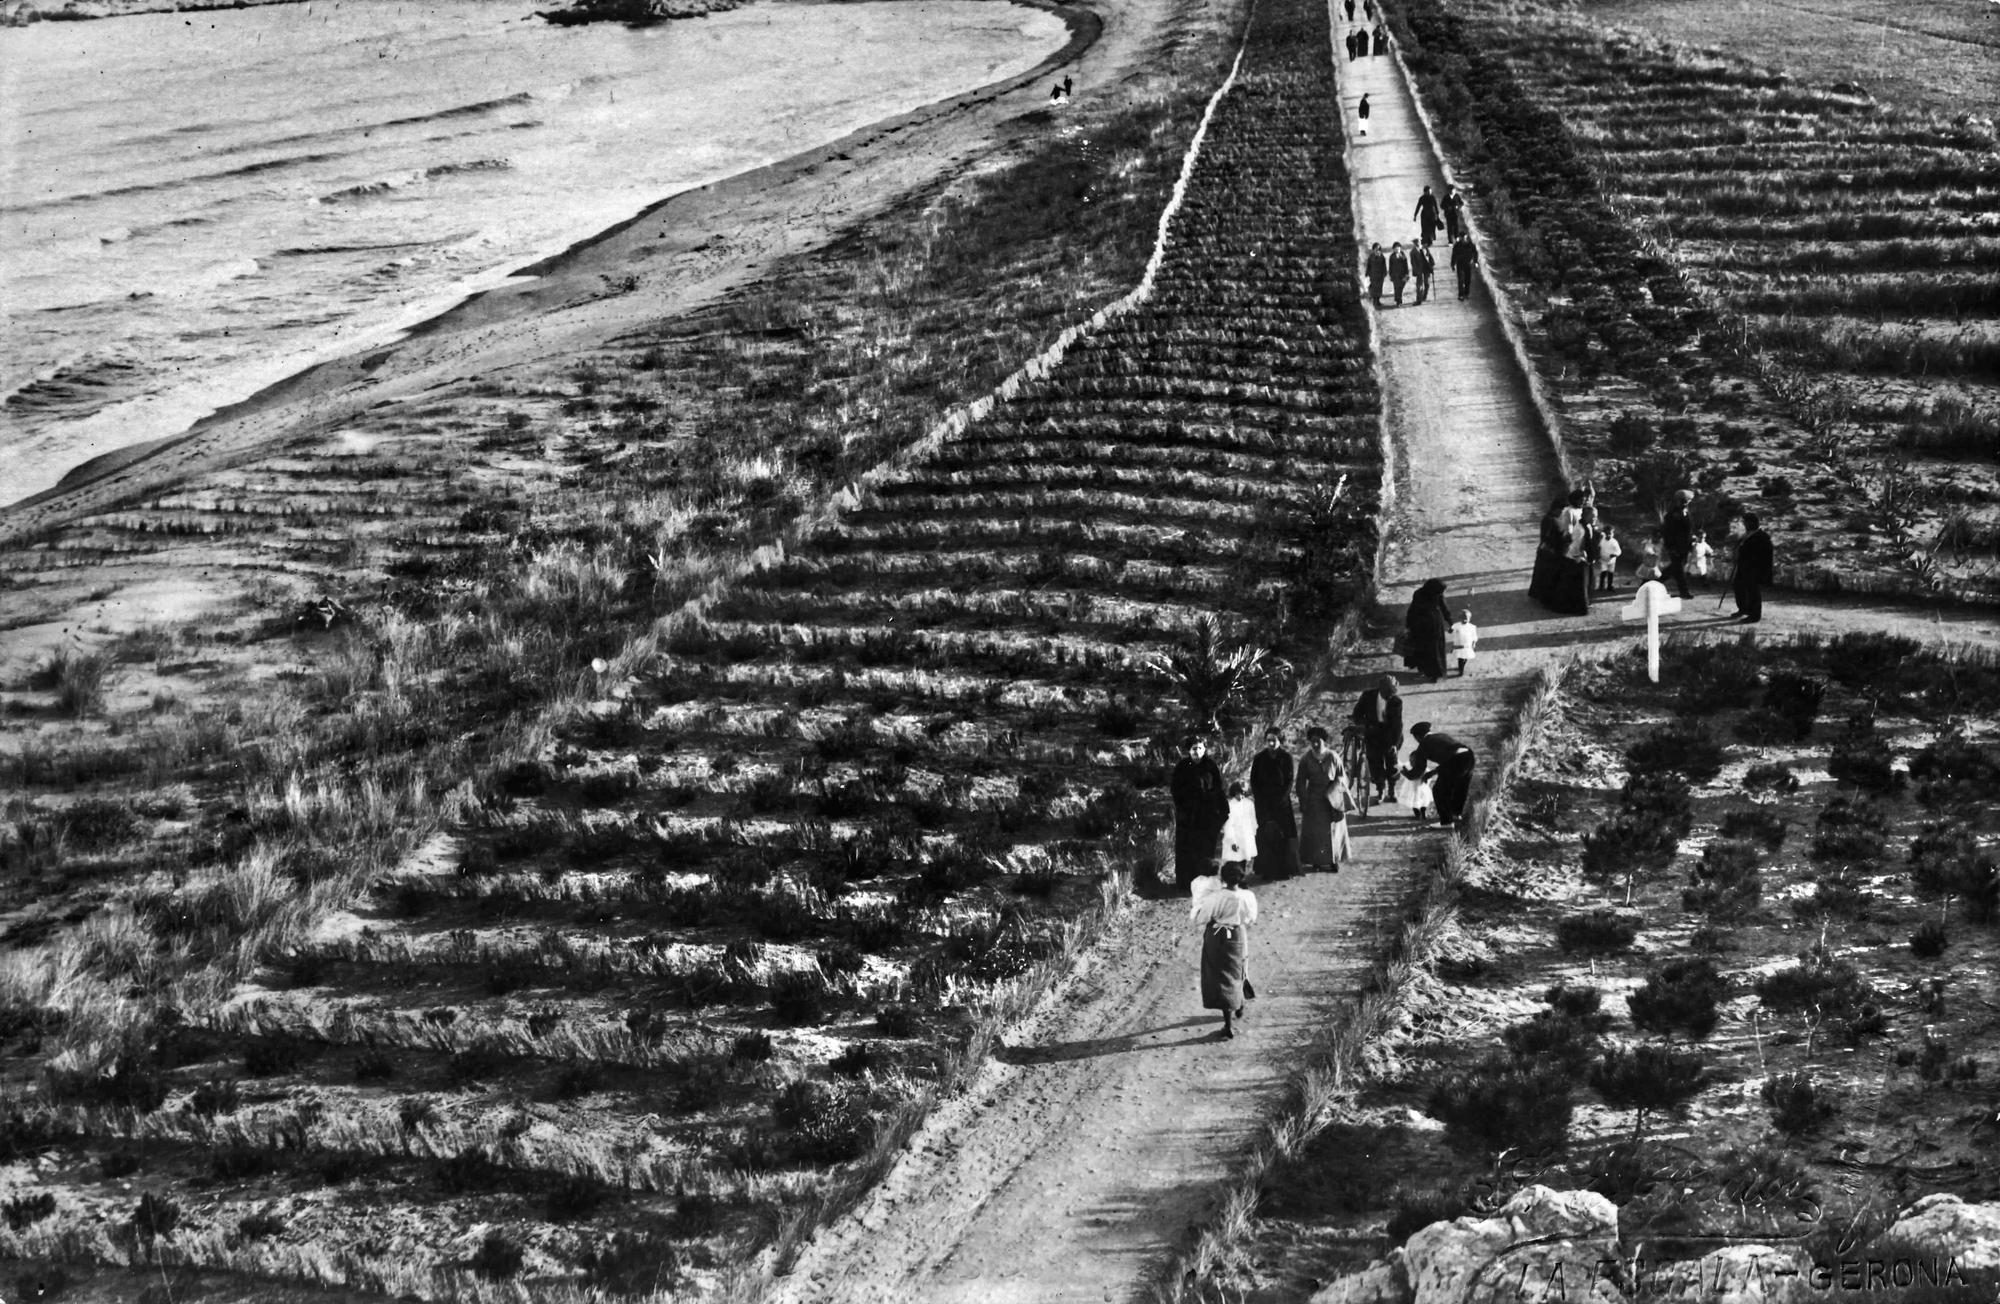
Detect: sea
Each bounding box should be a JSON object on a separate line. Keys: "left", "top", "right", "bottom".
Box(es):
{"left": 0, "top": 0, "right": 1065, "bottom": 504}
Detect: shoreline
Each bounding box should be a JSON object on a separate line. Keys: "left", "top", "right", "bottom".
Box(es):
{"left": 3, "top": 0, "right": 1098, "bottom": 537}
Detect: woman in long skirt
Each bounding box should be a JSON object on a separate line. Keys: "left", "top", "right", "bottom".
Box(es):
{"left": 1249, "top": 732, "right": 1299, "bottom": 878}
{"left": 1191, "top": 862, "right": 1259, "bottom": 1039}
{"left": 1295, "top": 728, "right": 1355, "bottom": 872}
{"left": 1402, "top": 579, "right": 1451, "bottom": 683}
{"left": 1170, "top": 734, "right": 1228, "bottom": 892}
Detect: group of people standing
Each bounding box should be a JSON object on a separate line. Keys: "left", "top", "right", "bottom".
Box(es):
{"left": 1530, "top": 486, "right": 1777, "bottom": 623}
{"left": 1364, "top": 185, "right": 1479, "bottom": 307}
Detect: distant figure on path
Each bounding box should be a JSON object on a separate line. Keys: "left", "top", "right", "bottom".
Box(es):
{"left": 1344, "top": 0, "right": 1355, "bottom": 18}
{"left": 1450, "top": 232, "right": 1478, "bottom": 300}
{"left": 1050, "top": 83, "right": 1065, "bottom": 103}
{"left": 1295, "top": 728, "right": 1354, "bottom": 873}
{"left": 1661, "top": 488, "right": 1697, "bottom": 600}
{"left": 1190, "top": 863, "right": 1258, "bottom": 1040}
{"left": 1443, "top": 184, "right": 1466, "bottom": 242}
{"left": 1372, "top": 25, "right": 1387, "bottom": 55}
{"left": 1597, "top": 525, "right": 1623, "bottom": 592}
{"left": 1691, "top": 530, "right": 1715, "bottom": 582}
{"left": 1405, "top": 723, "right": 1477, "bottom": 828}
{"left": 1403, "top": 578, "right": 1451, "bottom": 682}
{"left": 1170, "top": 734, "right": 1227, "bottom": 892}
{"left": 1349, "top": 675, "right": 1404, "bottom": 809}
{"left": 1449, "top": 608, "right": 1479, "bottom": 677}
{"left": 1249, "top": 733, "right": 1299, "bottom": 879}
{"left": 1357, "top": 91, "right": 1371, "bottom": 129}
{"left": 1732, "top": 513, "right": 1775, "bottom": 623}
{"left": 1530, "top": 491, "right": 1591, "bottom": 615}
{"left": 1412, "top": 243, "right": 1435, "bottom": 304}
{"left": 1414, "top": 185, "right": 1441, "bottom": 246}
{"left": 1388, "top": 242, "right": 1411, "bottom": 305}
{"left": 1063, "top": 74, "right": 1073, "bottom": 97}
{"left": 1363, "top": 0, "right": 1374, "bottom": 16}
{"left": 1365, "top": 242, "right": 1388, "bottom": 305}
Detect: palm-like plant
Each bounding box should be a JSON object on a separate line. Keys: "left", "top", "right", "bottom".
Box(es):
{"left": 1147, "top": 615, "right": 1285, "bottom": 735}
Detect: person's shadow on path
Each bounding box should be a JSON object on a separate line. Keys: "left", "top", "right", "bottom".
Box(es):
{"left": 997, "top": 1018, "right": 1216, "bottom": 1065}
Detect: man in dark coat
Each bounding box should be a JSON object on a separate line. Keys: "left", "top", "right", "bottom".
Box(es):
{"left": 1411, "top": 243, "right": 1435, "bottom": 305}
{"left": 1371, "top": 25, "right": 1387, "bottom": 55}
{"left": 1171, "top": 734, "right": 1228, "bottom": 891}
{"left": 1450, "top": 233, "right": 1478, "bottom": 300}
{"left": 1344, "top": 0, "right": 1355, "bottom": 19}
{"left": 1365, "top": 242, "right": 1388, "bottom": 306}
{"left": 1405, "top": 722, "right": 1477, "bottom": 827}
{"left": 1402, "top": 579, "right": 1451, "bottom": 682}
{"left": 1348, "top": 675, "right": 1405, "bottom": 809}
{"left": 1443, "top": 184, "right": 1466, "bottom": 242}
{"left": 1733, "top": 513, "right": 1775, "bottom": 623}
{"left": 1413, "top": 185, "right": 1441, "bottom": 246}
{"left": 1357, "top": 92, "right": 1371, "bottom": 127}
{"left": 1388, "top": 243, "right": 1411, "bottom": 305}
{"left": 1249, "top": 733, "right": 1299, "bottom": 879}
{"left": 1661, "top": 488, "right": 1696, "bottom": 600}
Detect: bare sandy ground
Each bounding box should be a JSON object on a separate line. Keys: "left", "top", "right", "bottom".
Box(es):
{"left": 763, "top": 16, "right": 2000, "bottom": 1304}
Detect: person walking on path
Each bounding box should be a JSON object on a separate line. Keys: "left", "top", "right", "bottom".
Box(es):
{"left": 1443, "top": 184, "right": 1466, "bottom": 242}
{"left": 1661, "top": 488, "right": 1697, "bottom": 600}
{"left": 1348, "top": 675, "right": 1405, "bottom": 810}
{"left": 1449, "top": 607, "right": 1478, "bottom": 677}
{"left": 1402, "top": 578, "right": 1452, "bottom": 681}
{"left": 1732, "top": 512, "right": 1775, "bottom": 623}
{"left": 1371, "top": 24, "right": 1387, "bottom": 55}
{"left": 1450, "top": 232, "right": 1478, "bottom": 300}
{"left": 1248, "top": 732, "right": 1299, "bottom": 879}
{"left": 1411, "top": 243, "right": 1435, "bottom": 305}
{"left": 1190, "top": 863, "right": 1258, "bottom": 1040}
{"left": 1294, "top": 727, "right": 1354, "bottom": 873}
{"left": 1413, "top": 185, "right": 1442, "bottom": 247}
{"left": 1344, "top": 0, "right": 1355, "bottom": 19}
{"left": 1404, "top": 722, "right": 1477, "bottom": 828}
{"left": 1365, "top": 242, "right": 1388, "bottom": 306}
{"left": 1388, "top": 242, "right": 1411, "bottom": 305}
{"left": 1357, "top": 91, "right": 1371, "bottom": 130}
{"left": 1170, "top": 734, "right": 1227, "bottom": 892}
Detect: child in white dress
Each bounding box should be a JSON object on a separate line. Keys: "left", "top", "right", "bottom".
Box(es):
{"left": 1634, "top": 538, "right": 1661, "bottom": 584}
{"left": 1690, "top": 530, "right": 1715, "bottom": 581}
{"left": 1220, "top": 783, "right": 1258, "bottom": 866}
{"left": 1596, "top": 527, "right": 1622, "bottom": 592}
{"left": 1448, "top": 608, "right": 1478, "bottom": 677}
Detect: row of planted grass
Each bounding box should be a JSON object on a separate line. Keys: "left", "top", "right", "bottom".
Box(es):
{"left": 1382, "top": 0, "right": 2000, "bottom": 604}
{"left": 0, "top": 0, "right": 1383, "bottom": 1295}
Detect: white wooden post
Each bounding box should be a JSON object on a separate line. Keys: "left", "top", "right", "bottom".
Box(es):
{"left": 1620, "top": 580, "right": 1682, "bottom": 683}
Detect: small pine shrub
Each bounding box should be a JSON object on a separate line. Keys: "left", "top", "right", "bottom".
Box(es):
{"left": 1827, "top": 735, "right": 1902, "bottom": 793}
{"left": 1762, "top": 1072, "right": 1837, "bottom": 1135}
{"left": 769, "top": 968, "right": 835, "bottom": 1027}
{"left": 1544, "top": 983, "right": 1607, "bottom": 1021}
{"left": 1385, "top": 1191, "right": 1468, "bottom": 1247}
{"left": 1673, "top": 638, "right": 1763, "bottom": 714}
{"left": 875, "top": 1004, "right": 923, "bottom": 1037}
{"left": 1743, "top": 761, "right": 1799, "bottom": 793}
{"left": 1762, "top": 672, "right": 1827, "bottom": 741}
{"left": 470, "top": 1231, "right": 525, "bottom": 1281}
{"left": 1683, "top": 839, "right": 1762, "bottom": 914}
{"left": 1556, "top": 909, "right": 1641, "bottom": 953}
{"left": 543, "top": 1175, "right": 607, "bottom": 1222}
{"left": 1424, "top": 1053, "right": 1574, "bottom": 1158}
{"left": 186, "top": 1077, "right": 240, "bottom": 1119}
{"left": 731, "top": 1032, "right": 775, "bottom": 1062}
{"left": 1626, "top": 723, "right": 1725, "bottom": 784}
{"left": 3, "top": 1192, "right": 56, "bottom": 1232}
{"left": 1755, "top": 958, "right": 1868, "bottom": 1018}
{"left": 1718, "top": 808, "right": 1788, "bottom": 851}
{"left": 1608, "top": 410, "right": 1656, "bottom": 457}
{"left": 1581, "top": 813, "right": 1679, "bottom": 883}
{"left": 829, "top": 1043, "right": 878, "bottom": 1077}
{"left": 237, "top": 1211, "right": 286, "bottom": 1240}
{"left": 771, "top": 1079, "right": 871, "bottom": 1163}
{"left": 242, "top": 1040, "right": 308, "bottom": 1078}
{"left": 1628, "top": 958, "right": 1727, "bottom": 1039}
{"left": 353, "top": 1051, "right": 395, "bottom": 1083}
{"left": 1502, "top": 1011, "right": 1604, "bottom": 1073}
{"left": 1822, "top": 631, "right": 1919, "bottom": 691}
{"left": 1590, "top": 1043, "right": 1709, "bottom": 1137}
{"left": 1792, "top": 870, "right": 1870, "bottom": 922}
{"left": 133, "top": 1192, "right": 181, "bottom": 1241}
{"left": 1909, "top": 731, "right": 2000, "bottom": 808}
{"left": 1909, "top": 920, "right": 1949, "bottom": 959}
{"left": 1620, "top": 772, "right": 1694, "bottom": 835}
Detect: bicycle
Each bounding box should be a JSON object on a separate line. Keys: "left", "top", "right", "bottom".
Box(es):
{"left": 1340, "top": 724, "right": 1370, "bottom": 814}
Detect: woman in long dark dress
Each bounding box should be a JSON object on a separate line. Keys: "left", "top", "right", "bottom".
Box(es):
{"left": 1529, "top": 490, "right": 1592, "bottom": 615}
{"left": 1191, "top": 862, "right": 1258, "bottom": 1039}
{"left": 1170, "top": 734, "right": 1228, "bottom": 892}
{"left": 1249, "top": 732, "right": 1299, "bottom": 879}
{"left": 1403, "top": 579, "right": 1451, "bottom": 682}
{"left": 1348, "top": 674, "right": 1405, "bottom": 808}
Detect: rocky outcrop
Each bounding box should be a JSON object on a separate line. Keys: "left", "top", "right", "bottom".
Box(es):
{"left": 1886, "top": 1194, "right": 2000, "bottom": 1271}
{"left": 1403, "top": 1186, "right": 1624, "bottom": 1304}
{"left": 538, "top": 0, "right": 743, "bottom": 26}
{"left": 1312, "top": 1259, "right": 1408, "bottom": 1304}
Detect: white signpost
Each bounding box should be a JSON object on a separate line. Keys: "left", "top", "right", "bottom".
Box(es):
{"left": 1621, "top": 580, "right": 1682, "bottom": 683}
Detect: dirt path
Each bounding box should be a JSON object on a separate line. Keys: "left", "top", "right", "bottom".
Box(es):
{"left": 767, "top": 12, "right": 2000, "bottom": 1304}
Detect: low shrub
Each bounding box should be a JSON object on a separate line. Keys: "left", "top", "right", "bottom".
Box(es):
{"left": 1620, "top": 772, "right": 1693, "bottom": 835}
{"left": 1682, "top": 839, "right": 1762, "bottom": 914}
{"left": 353, "top": 1051, "right": 395, "bottom": 1083}
{"left": 875, "top": 1004, "right": 923, "bottom": 1037}
{"left": 1755, "top": 957, "right": 1868, "bottom": 1018}
{"left": 771, "top": 1079, "right": 871, "bottom": 1163}
{"left": 769, "top": 968, "right": 836, "bottom": 1027}
{"left": 237, "top": 1211, "right": 286, "bottom": 1240}
{"left": 1626, "top": 724, "right": 1725, "bottom": 784}
{"left": 1502, "top": 1011, "right": 1605, "bottom": 1073}
{"left": 1581, "top": 813, "right": 1680, "bottom": 890}
{"left": 1385, "top": 1191, "right": 1469, "bottom": 1247}
{"left": 1608, "top": 410, "right": 1656, "bottom": 457}
{"left": 1718, "top": 808, "right": 1787, "bottom": 851}
{"left": 1762, "top": 1072, "right": 1837, "bottom": 1135}
{"left": 829, "top": 1042, "right": 878, "bottom": 1077}
{"left": 1590, "top": 1043, "right": 1708, "bottom": 1138}
{"left": 1628, "top": 958, "right": 1727, "bottom": 1039}
{"left": 1425, "top": 1051, "right": 1576, "bottom": 1159}
{"left": 186, "top": 1078, "right": 240, "bottom": 1119}
{"left": 1743, "top": 761, "right": 1799, "bottom": 793}
{"left": 731, "top": 1032, "right": 775, "bottom": 1063}
{"left": 1544, "top": 983, "right": 1608, "bottom": 1022}
{"left": 583, "top": 1228, "right": 685, "bottom": 1295}
{"left": 1827, "top": 735, "right": 1902, "bottom": 793}
{"left": 470, "top": 1230, "right": 525, "bottom": 1280}
{"left": 543, "top": 1174, "right": 608, "bottom": 1222}
{"left": 3, "top": 1192, "right": 56, "bottom": 1232}
{"left": 133, "top": 1191, "right": 181, "bottom": 1241}
{"left": 1673, "top": 638, "right": 1762, "bottom": 714}
{"left": 1909, "top": 731, "right": 2000, "bottom": 808}
{"left": 1762, "top": 672, "right": 1827, "bottom": 741}
{"left": 1556, "top": 909, "right": 1641, "bottom": 953}
{"left": 1822, "top": 632, "right": 1919, "bottom": 693}
{"left": 1909, "top": 920, "right": 1949, "bottom": 959}
{"left": 1793, "top": 870, "right": 1870, "bottom": 922}
{"left": 242, "top": 1040, "right": 308, "bottom": 1078}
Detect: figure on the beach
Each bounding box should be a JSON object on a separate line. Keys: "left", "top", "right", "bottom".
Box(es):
{"left": 1450, "top": 232, "right": 1478, "bottom": 300}
{"left": 1190, "top": 863, "right": 1258, "bottom": 1039}
{"left": 1414, "top": 184, "right": 1441, "bottom": 246}
{"left": 1170, "top": 734, "right": 1227, "bottom": 892}
{"left": 1388, "top": 242, "right": 1411, "bottom": 305}
{"left": 1365, "top": 242, "right": 1388, "bottom": 306}
{"left": 1403, "top": 578, "right": 1452, "bottom": 682}
{"left": 1249, "top": 732, "right": 1299, "bottom": 879}
{"left": 1404, "top": 723, "right": 1478, "bottom": 828}
{"left": 1661, "top": 488, "right": 1697, "bottom": 601}
{"left": 1411, "top": 242, "right": 1435, "bottom": 305}
{"left": 1443, "top": 184, "right": 1466, "bottom": 242}
{"left": 1732, "top": 513, "right": 1775, "bottom": 623}
{"left": 1295, "top": 727, "right": 1354, "bottom": 872}
{"left": 1348, "top": 675, "right": 1404, "bottom": 809}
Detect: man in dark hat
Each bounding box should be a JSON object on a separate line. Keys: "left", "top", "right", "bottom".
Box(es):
{"left": 1388, "top": 242, "right": 1411, "bottom": 305}
{"left": 1405, "top": 723, "right": 1477, "bottom": 828}
{"left": 1732, "top": 513, "right": 1775, "bottom": 623}
{"left": 1365, "top": 242, "right": 1388, "bottom": 306}
{"left": 1450, "top": 232, "right": 1478, "bottom": 300}
{"left": 1661, "top": 488, "right": 1696, "bottom": 601}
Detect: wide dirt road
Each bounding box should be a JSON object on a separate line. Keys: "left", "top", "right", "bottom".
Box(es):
{"left": 768, "top": 11, "right": 2000, "bottom": 1304}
